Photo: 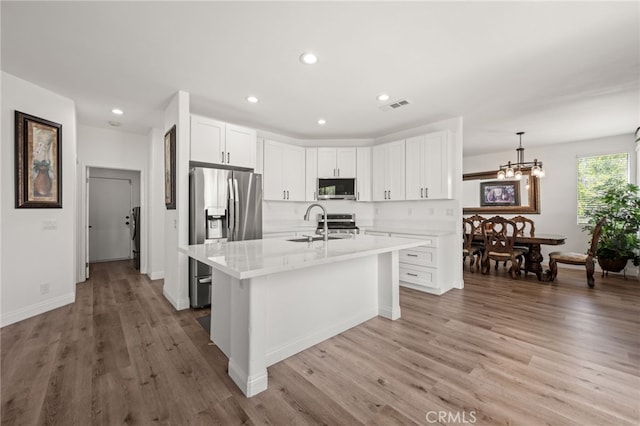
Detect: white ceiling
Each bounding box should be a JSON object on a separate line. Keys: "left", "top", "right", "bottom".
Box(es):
{"left": 2, "top": 1, "right": 638, "bottom": 155}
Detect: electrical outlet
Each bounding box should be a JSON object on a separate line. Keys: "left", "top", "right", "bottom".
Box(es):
{"left": 40, "top": 283, "right": 50, "bottom": 295}
{"left": 174, "top": 219, "right": 177, "bottom": 229}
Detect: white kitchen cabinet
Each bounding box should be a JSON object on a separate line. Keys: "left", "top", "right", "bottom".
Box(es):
{"left": 392, "top": 232, "right": 456, "bottom": 295}
{"left": 405, "top": 130, "right": 452, "bottom": 200}
{"left": 317, "top": 148, "right": 356, "bottom": 178}
{"left": 372, "top": 140, "right": 405, "bottom": 201}
{"left": 190, "top": 114, "right": 256, "bottom": 169}
{"left": 305, "top": 148, "right": 318, "bottom": 201}
{"left": 356, "top": 147, "right": 372, "bottom": 201}
{"left": 225, "top": 124, "right": 257, "bottom": 169}
{"left": 263, "top": 139, "right": 305, "bottom": 201}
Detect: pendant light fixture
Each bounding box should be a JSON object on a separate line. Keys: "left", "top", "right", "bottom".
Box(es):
{"left": 497, "top": 132, "right": 545, "bottom": 180}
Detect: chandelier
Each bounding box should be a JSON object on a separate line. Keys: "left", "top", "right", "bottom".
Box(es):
{"left": 497, "top": 132, "right": 545, "bottom": 180}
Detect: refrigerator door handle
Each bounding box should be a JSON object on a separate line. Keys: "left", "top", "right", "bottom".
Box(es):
{"left": 228, "top": 178, "right": 235, "bottom": 240}
{"left": 233, "top": 178, "right": 240, "bottom": 241}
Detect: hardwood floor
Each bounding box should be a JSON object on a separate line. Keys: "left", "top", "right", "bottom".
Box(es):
{"left": 2, "top": 260, "right": 639, "bottom": 425}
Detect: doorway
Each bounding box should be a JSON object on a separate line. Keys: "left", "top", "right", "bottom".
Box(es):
{"left": 87, "top": 167, "right": 141, "bottom": 267}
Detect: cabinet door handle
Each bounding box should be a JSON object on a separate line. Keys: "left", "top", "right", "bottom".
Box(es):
{"left": 337, "top": 168, "right": 340, "bottom": 177}
{"left": 407, "top": 253, "right": 418, "bottom": 257}
{"left": 421, "top": 188, "right": 423, "bottom": 198}
{"left": 384, "top": 190, "right": 387, "bottom": 200}
{"left": 283, "top": 190, "right": 286, "bottom": 200}
{"left": 313, "top": 191, "right": 316, "bottom": 200}
{"left": 221, "top": 151, "right": 225, "bottom": 163}
{"left": 407, "top": 273, "right": 418, "bottom": 277}
{"left": 357, "top": 191, "right": 360, "bottom": 200}
{"left": 287, "top": 190, "right": 290, "bottom": 200}
{"left": 388, "top": 190, "right": 391, "bottom": 200}
{"left": 227, "top": 152, "right": 230, "bottom": 164}
{"left": 425, "top": 188, "right": 428, "bottom": 198}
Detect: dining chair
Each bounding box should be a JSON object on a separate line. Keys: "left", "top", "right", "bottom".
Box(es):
{"left": 509, "top": 215, "right": 536, "bottom": 275}
{"left": 481, "top": 216, "right": 526, "bottom": 279}
{"left": 463, "top": 217, "right": 483, "bottom": 272}
{"left": 548, "top": 217, "right": 606, "bottom": 288}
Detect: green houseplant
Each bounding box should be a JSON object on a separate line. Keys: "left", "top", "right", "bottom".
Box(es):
{"left": 583, "top": 182, "right": 640, "bottom": 272}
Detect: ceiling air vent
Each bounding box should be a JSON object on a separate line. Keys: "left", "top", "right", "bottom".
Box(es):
{"left": 379, "top": 98, "right": 412, "bottom": 112}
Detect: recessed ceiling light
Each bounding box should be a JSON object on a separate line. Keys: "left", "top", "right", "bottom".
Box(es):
{"left": 317, "top": 119, "right": 326, "bottom": 125}
{"left": 247, "top": 96, "right": 259, "bottom": 103}
{"left": 300, "top": 52, "right": 318, "bottom": 65}
{"left": 111, "top": 108, "right": 124, "bottom": 115}
{"left": 377, "top": 94, "right": 390, "bottom": 101}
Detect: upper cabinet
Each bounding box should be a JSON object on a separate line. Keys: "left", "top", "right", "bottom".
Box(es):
{"left": 190, "top": 114, "right": 256, "bottom": 169}
{"left": 317, "top": 148, "right": 356, "bottom": 178}
{"left": 263, "top": 139, "right": 305, "bottom": 201}
{"left": 405, "top": 130, "right": 452, "bottom": 200}
{"left": 305, "top": 148, "right": 318, "bottom": 201}
{"left": 372, "top": 140, "right": 405, "bottom": 201}
{"left": 356, "top": 147, "right": 372, "bottom": 202}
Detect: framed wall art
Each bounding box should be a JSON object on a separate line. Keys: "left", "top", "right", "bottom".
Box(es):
{"left": 164, "top": 125, "right": 176, "bottom": 209}
{"left": 15, "top": 111, "right": 62, "bottom": 208}
{"left": 480, "top": 181, "right": 520, "bottom": 207}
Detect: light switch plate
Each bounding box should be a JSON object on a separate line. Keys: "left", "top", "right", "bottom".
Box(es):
{"left": 43, "top": 219, "right": 57, "bottom": 230}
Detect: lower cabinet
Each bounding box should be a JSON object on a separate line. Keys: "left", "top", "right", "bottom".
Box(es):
{"left": 364, "top": 230, "right": 455, "bottom": 295}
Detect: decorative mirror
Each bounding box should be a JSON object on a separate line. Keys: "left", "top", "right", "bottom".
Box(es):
{"left": 463, "top": 168, "right": 540, "bottom": 214}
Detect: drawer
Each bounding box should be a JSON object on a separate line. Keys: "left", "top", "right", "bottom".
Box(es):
{"left": 399, "top": 247, "right": 436, "bottom": 267}
{"left": 365, "top": 231, "right": 391, "bottom": 237}
{"left": 399, "top": 264, "right": 437, "bottom": 288}
{"left": 391, "top": 234, "right": 438, "bottom": 247}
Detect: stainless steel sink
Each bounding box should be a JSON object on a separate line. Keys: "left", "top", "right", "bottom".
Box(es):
{"left": 287, "top": 235, "right": 345, "bottom": 243}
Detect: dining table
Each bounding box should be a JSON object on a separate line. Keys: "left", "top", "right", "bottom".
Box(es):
{"left": 472, "top": 233, "right": 567, "bottom": 281}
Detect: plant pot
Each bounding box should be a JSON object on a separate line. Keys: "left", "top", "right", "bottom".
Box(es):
{"left": 597, "top": 257, "right": 628, "bottom": 273}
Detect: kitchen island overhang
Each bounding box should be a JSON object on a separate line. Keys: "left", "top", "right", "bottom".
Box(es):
{"left": 180, "top": 235, "right": 429, "bottom": 397}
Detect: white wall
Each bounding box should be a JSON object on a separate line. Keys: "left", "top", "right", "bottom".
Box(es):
{"left": 162, "top": 91, "right": 190, "bottom": 310}
{"left": 463, "top": 133, "right": 637, "bottom": 261}
{"left": 76, "top": 124, "right": 149, "bottom": 281}
{"left": 1, "top": 72, "right": 77, "bottom": 327}
{"left": 147, "top": 128, "right": 165, "bottom": 280}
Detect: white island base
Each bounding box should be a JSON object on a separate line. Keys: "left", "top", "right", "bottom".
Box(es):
{"left": 181, "top": 235, "right": 427, "bottom": 397}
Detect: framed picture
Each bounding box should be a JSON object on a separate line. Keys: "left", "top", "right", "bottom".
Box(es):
{"left": 15, "top": 111, "right": 62, "bottom": 208}
{"left": 164, "top": 125, "right": 176, "bottom": 209}
{"left": 480, "top": 181, "right": 520, "bottom": 207}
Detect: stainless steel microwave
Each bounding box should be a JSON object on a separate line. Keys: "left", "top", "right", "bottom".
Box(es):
{"left": 318, "top": 178, "right": 356, "bottom": 200}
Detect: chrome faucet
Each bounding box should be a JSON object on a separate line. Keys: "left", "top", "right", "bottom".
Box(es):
{"left": 303, "top": 203, "right": 328, "bottom": 242}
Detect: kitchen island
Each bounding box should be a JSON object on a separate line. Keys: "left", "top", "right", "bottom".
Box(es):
{"left": 180, "top": 234, "right": 428, "bottom": 397}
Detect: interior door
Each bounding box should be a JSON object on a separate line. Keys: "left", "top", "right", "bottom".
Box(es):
{"left": 89, "top": 177, "right": 132, "bottom": 262}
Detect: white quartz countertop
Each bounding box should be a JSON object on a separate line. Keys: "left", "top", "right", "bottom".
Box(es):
{"left": 180, "top": 234, "right": 429, "bottom": 279}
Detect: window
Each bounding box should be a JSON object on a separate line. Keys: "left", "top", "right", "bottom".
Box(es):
{"left": 577, "top": 153, "right": 629, "bottom": 223}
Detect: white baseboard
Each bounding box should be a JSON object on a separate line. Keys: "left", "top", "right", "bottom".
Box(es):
{"left": 147, "top": 270, "right": 164, "bottom": 281}
{"left": 1, "top": 292, "right": 75, "bottom": 328}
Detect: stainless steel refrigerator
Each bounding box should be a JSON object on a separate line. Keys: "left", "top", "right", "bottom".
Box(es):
{"left": 189, "top": 167, "right": 262, "bottom": 308}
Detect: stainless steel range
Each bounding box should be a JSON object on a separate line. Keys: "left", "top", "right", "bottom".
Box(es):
{"left": 316, "top": 213, "right": 359, "bottom": 235}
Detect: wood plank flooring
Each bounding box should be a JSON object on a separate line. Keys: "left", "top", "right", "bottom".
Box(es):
{"left": 2, "top": 260, "right": 638, "bottom": 425}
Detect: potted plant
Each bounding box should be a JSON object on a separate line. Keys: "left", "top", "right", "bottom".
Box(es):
{"left": 583, "top": 181, "right": 640, "bottom": 273}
